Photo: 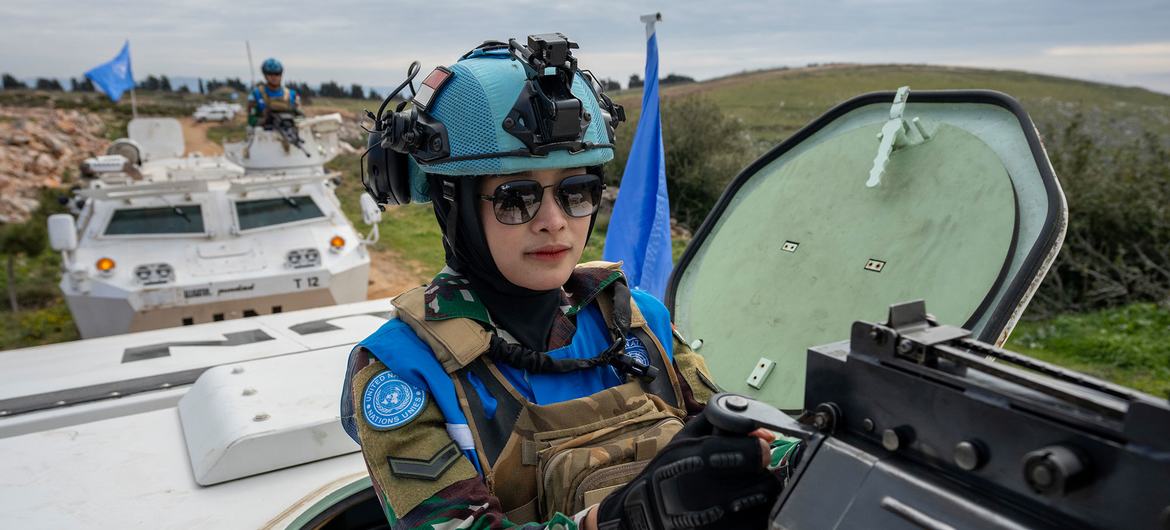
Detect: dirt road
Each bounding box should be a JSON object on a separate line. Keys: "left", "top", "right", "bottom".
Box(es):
{"left": 180, "top": 117, "right": 225, "bottom": 155}
{"left": 366, "top": 247, "right": 430, "bottom": 299}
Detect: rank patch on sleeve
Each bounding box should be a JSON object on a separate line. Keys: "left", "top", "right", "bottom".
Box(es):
{"left": 362, "top": 369, "right": 427, "bottom": 430}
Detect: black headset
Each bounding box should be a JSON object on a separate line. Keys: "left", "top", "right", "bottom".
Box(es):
{"left": 361, "top": 33, "right": 625, "bottom": 208}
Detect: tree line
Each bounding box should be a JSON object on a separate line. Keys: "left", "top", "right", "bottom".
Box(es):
{"left": 3, "top": 72, "right": 695, "bottom": 97}
{"left": 1, "top": 73, "right": 386, "bottom": 101}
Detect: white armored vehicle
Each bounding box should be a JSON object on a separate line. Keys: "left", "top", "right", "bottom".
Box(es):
{"left": 50, "top": 117, "right": 374, "bottom": 339}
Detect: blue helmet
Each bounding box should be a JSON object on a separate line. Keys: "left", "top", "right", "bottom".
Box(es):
{"left": 365, "top": 34, "right": 625, "bottom": 205}
{"left": 420, "top": 47, "right": 617, "bottom": 176}
{"left": 261, "top": 58, "right": 283, "bottom": 75}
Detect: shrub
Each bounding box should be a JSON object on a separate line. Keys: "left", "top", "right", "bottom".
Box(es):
{"left": 1031, "top": 114, "right": 1170, "bottom": 314}
{"left": 606, "top": 95, "right": 750, "bottom": 230}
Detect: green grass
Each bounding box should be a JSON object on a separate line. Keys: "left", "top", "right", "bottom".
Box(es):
{"left": 0, "top": 304, "right": 79, "bottom": 348}
{"left": 206, "top": 122, "right": 247, "bottom": 144}
{"left": 309, "top": 96, "right": 385, "bottom": 116}
{"left": 0, "top": 250, "right": 82, "bottom": 348}
{"left": 327, "top": 153, "right": 447, "bottom": 271}
{"left": 1007, "top": 303, "right": 1170, "bottom": 398}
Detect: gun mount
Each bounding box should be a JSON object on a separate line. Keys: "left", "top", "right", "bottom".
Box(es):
{"left": 708, "top": 301, "right": 1170, "bottom": 529}
{"left": 267, "top": 112, "right": 312, "bottom": 158}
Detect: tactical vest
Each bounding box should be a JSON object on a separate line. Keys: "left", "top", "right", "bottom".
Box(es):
{"left": 257, "top": 83, "right": 293, "bottom": 113}
{"left": 392, "top": 270, "right": 687, "bottom": 521}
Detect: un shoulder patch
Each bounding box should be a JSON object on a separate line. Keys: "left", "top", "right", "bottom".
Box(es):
{"left": 362, "top": 369, "right": 427, "bottom": 430}
{"left": 624, "top": 335, "right": 650, "bottom": 366}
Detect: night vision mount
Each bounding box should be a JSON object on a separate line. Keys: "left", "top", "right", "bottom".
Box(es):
{"left": 502, "top": 33, "right": 623, "bottom": 154}
{"left": 361, "top": 33, "right": 625, "bottom": 208}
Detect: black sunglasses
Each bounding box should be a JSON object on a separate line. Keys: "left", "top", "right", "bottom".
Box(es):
{"left": 478, "top": 173, "right": 605, "bottom": 225}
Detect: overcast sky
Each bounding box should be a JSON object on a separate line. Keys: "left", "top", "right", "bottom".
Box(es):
{"left": 2, "top": 0, "right": 1168, "bottom": 94}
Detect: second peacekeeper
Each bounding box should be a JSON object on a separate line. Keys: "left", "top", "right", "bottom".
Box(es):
{"left": 246, "top": 57, "right": 300, "bottom": 127}
{"left": 341, "top": 35, "right": 784, "bottom": 530}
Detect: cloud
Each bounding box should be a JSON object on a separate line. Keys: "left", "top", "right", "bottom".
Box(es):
{"left": 1047, "top": 42, "right": 1170, "bottom": 56}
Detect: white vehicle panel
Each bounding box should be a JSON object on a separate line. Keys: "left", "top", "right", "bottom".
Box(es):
{"left": 127, "top": 118, "right": 185, "bottom": 161}
{"left": 179, "top": 345, "right": 360, "bottom": 485}
{"left": 0, "top": 406, "right": 367, "bottom": 529}
{"left": 0, "top": 298, "right": 401, "bottom": 528}
{"left": 0, "top": 299, "right": 393, "bottom": 420}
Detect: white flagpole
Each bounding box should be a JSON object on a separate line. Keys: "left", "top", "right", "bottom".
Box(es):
{"left": 640, "top": 12, "right": 661, "bottom": 38}
{"left": 127, "top": 37, "right": 138, "bottom": 119}
{"left": 246, "top": 40, "right": 256, "bottom": 89}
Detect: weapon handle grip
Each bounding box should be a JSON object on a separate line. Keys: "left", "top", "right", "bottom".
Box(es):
{"left": 707, "top": 393, "right": 760, "bottom": 435}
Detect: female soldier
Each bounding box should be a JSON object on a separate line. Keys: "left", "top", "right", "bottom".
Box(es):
{"left": 341, "top": 35, "right": 780, "bottom": 529}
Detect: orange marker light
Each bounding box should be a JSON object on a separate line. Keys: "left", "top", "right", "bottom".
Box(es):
{"left": 96, "top": 257, "right": 116, "bottom": 273}
{"left": 329, "top": 235, "right": 345, "bottom": 249}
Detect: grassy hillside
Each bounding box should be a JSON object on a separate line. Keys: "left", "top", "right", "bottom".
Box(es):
{"left": 613, "top": 64, "right": 1170, "bottom": 154}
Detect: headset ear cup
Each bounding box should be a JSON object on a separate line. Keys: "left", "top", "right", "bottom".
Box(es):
{"left": 364, "top": 130, "right": 387, "bottom": 203}
{"left": 364, "top": 129, "right": 412, "bottom": 206}
{"left": 387, "top": 150, "right": 412, "bottom": 206}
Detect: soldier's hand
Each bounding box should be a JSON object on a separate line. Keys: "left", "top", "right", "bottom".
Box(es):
{"left": 594, "top": 410, "right": 782, "bottom": 530}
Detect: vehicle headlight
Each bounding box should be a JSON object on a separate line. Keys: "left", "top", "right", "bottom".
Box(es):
{"left": 134, "top": 263, "right": 175, "bottom": 285}
{"left": 286, "top": 248, "right": 320, "bottom": 269}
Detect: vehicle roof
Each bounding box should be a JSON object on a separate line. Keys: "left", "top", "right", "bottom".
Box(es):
{"left": 0, "top": 298, "right": 395, "bottom": 526}
{"left": 0, "top": 404, "right": 367, "bottom": 528}
{"left": 0, "top": 299, "right": 392, "bottom": 432}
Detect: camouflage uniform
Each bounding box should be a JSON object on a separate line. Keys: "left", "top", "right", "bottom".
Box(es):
{"left": 341, "top": 263, "right": 720, "bottom": 529}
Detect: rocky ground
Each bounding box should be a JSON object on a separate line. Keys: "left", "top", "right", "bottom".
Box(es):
{"left": 0, "top": 106, "right": 108, "bottom": 223}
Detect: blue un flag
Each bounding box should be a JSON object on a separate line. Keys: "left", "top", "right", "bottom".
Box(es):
{"left": 85, "top": 41, "right": 135, "bottom": 103}
{"left": 603, "top": 24, "right": 673, "bottom": 300}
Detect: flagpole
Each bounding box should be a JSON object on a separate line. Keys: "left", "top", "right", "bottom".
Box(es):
{"left": 246, "top": 40, "right": 256, "bottom": 88}
{"left": 640, "top": 12, "right": 661, "bottom": 38}
{"left": 128, "top": 38, "right": 137, "bottom": 119}
{"left": 603, "top": 11, "right": 673, "bottom": 298}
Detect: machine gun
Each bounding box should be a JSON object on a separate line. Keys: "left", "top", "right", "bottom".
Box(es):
{"left": 264, "top": 111, "right": 312, "bottom": 158}
{"left": 707, "top": 300, "right": 1170, "bottom": 529}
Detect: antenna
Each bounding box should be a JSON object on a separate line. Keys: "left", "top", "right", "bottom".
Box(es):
{"left": 245, "top": 40, "right": 256, "bottom": 88}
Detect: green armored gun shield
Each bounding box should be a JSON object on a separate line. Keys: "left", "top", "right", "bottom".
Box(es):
{"left": 667, "top": 89, "right": 1067, "bottom": 410}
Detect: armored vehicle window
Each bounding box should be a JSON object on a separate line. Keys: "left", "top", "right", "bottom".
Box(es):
{"left": 235, "top": 196, "right": 325, "bottom": 230}
{"left": 104, "top": 205, "right": 205, "bottom": 235}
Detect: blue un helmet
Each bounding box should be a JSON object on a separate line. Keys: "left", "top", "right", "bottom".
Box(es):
{"left": 363, "top": 34, "right": 625, "bottom": 206}
{"left": 261, "top": 58, "right": 283, "bottom": 75}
